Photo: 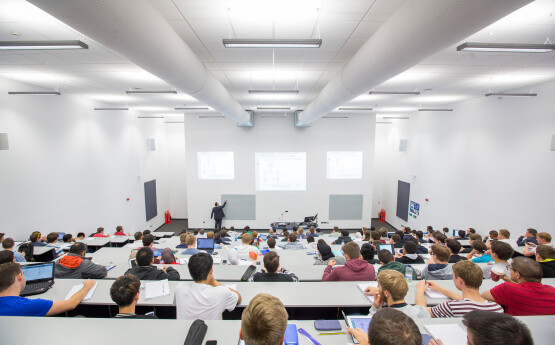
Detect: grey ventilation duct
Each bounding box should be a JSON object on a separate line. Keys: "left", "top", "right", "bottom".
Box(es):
{"left": 28, "top": 0, "right": 252, "bottom": 125}
{"left": 296, "top": 0, "right": 532, "bottom": 126}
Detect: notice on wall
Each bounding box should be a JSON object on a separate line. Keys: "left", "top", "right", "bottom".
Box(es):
{"left": 409, "top": 201, "right": 420, "bottom": 219}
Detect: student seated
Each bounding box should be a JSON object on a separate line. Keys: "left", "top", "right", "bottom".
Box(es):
{"left": 322, "top": 242, "right": 375, "bottom": 281}
{"left": 415, "top": 260, "right": 503, "bottom": 317}
{"left": 516, "top": 228, "right": 538, "bottom": 247}
{"left": 484, "top": 230, "right": 498, "bottom": 242}
{"left": 412, "top": 232, "right": 429, "bottom": 254}
{"left": 75, "top": 232, "right": 86, "bottom": 241}
{"left": 45, "top": 232, "right": 64, "bottom": 257}
{"left": 365, "top": 270, "right": 430, "bottom": 318}
{"left": 307, "top": 226, "right": 319, "bottom": 237}
{"left": 181, "top": 234, "right": 201, "bottom": 255}
{"left": 377, "top": 249, "right": 411, "bottom": 278}
{"left": 114, "top": 225, "right": 128, "bottom": 236}
{"left": 175, "top": 252, "right": 241, "bottom": 319}
{"left": 482, "top": 241, "right": 513, "bottom": 279}
{"left": 161, "top": 248, "right": 178, "bottom": 264}
{"left": 446, "top": 239, "right": 467, "bottom": 263}
{"left": 306, "top": 235, "right": 317, "bottom": 250}
{"left": 279, "top": 233, "right": 306, "bottom": 250}
{"left": 55, "top": 243, "right": 107, "bottom": 279}
{"left": 347, "top": 308, "right": 422, "bottom": 345}
{"left": 389, "top": 234, "right": 403, "bottom": 249}
{"left": 395, "top": 240, "right": 424, "bottom": 264}
{"left": 431, "top": 231, "right": 446, "bottom": 245}
{"left": 360, "top": 242, "right": 380, "bottom": 264}
{"left": 175, "top": 233, "right": 189, "bottom": 249}
{"left": 239, "top": 293, "right": 288, "bottom": 345}
{"left": 125, "top": 247, "right": 180, "bottom": 281}
{"left": 378, "top": 228, "right": 389, "bottom": 243}
{"left": 266, "top": 237, "right": 277, "bottom": 251}
{"left": 230, "top": 233, "right": 261, "bottom": 262}
{"left": 206, "top": 231, "right": 225, "bottom": 249}
{"left": 329, "top": 226, "right": 341, "bottom": 238}
{"left": 110, "top": 274, "right": 157, "bottom": 318}
{"left": 0, "top": 262, "right": 95, "bottom": 316}
{"left": 422, "top": 244, "right": 453, "bottom": 280}
{"left": 2, "top": 238, "right": 25, "bottom": 262}
{"left": 313, "top": 241, "right": 346, "bottom": 265}
{"left": 466, "top": 240, "right": 492, "bottom": 263}
{"left": 333, "top": 229, "right": 352, "bottom": 245}
{"left": 62, "top": 234, "right": 74, "bottom": 243}
{"left": 460, "top": 233, "right": 482, "bottom": 254}
{"left": 249, "top": 251, "right": 298, "bottom": 282}
{"left": 535, "top": 245, "right": 555, "bottom": 278}
{"left": 218, "top": 229, "right": 231, "bottom": 244}
{"left": 197, "top": 229, "right": 206, "bottom": 239}
{"left": 460, "top": 310, "right": 533, "bottom": 345}
{"left": 93, "top": 227, "right": 110, "bottom": 238}
{"left": 481, "top": 256, "right": 555, "bottom": 315}
{"left": 29, "top": 231, "right": 46, "bottom": 246}
{"left": 0, "top": 251, "right": 15, "bottom": 264}
{"left": 523, "top": 232, "right": 553, "bottom": 256}
{"left": 497, "top": 229, "right": 517, "bottom": 247}
{"left": 297, "top": 228, "right": 306, "bottom": 239}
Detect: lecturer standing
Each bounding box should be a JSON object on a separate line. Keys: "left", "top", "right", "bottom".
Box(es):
{"left": 211, "top": 200, "right": 227, "bottom": 232}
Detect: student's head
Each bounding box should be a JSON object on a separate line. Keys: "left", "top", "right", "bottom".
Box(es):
{"left": 426, "top": 226, "right": 433, "bottom": 232}
{"left": 221, "top": 229, "right": 228, "bottom": 237}
{"left": 370, "top": 231, "right": 380, "bottom": 241}
{"left": 69, "top": 242, "right": 87, "bottom": 256}
{"left": 442, "top": 227, "right": 449, "bottom": 234}
{"left": 340, "top": 229, "right": 349, "bottom": 237}
{"left": 180, "top": 229, "right": 188, "bottom": 235}
{"left": 62, "top": 234, "right": 73, "bottom": 243}
{"left": 207, "top": 231, "right": 215, "bottom": 239}
{"left": 143, "top": 230, "right": 151, "bottom": 236}
{"left": 462, "top": 310, "right": 533, "bottom": 345}
{"left": 185, "top": 234, "right": 196, "bottom": 246}
{"left": 242, "top": 233, "right": 253, "bottom": 245}
{"left": 240, "top": 293, "right": 288, "bottom": 345}
{"left": 0, "top": 263, "right": 23, "bottom": 292}
{"left": 510, "top": 256, "right": 543, "bottom": 283}
{"left": 458, "top": 230, "right": 466, "bottom": 238}
{"left": 525, "top": 228, "right": 537, "bottom": 238}
{"left": 161, "top": 248, "right": 176, "bottom": 264}
{"left": 317, "top": 242, "right": 333, "bottom": 261}
{"left": 262, "top": 251, "right": 281, "bottom": 273}
{"left": 378, "top": 249, "right": 394, "bottom": 264}
{"left": 267, "top": 237, "right": 276, "bottom": 249}
{"left": 368, "top": 308, "right": 421, "bottom": 345}
{"left": 0, "top": 251, "right": 15, "bottom": 264}
{"left": 116, "top": 225, "right": 123, "bottom": 233}
{"left": 96, "top": 227, "right": 104, "bottom": 234}
{"left": 490, "top": 241, "right": 514, "bottom": 261}
{"left": 2, "top": 238, "right": 14, "bottom": 250}
{"left": 307, "top": 236, "right": 314, "bottom": 244}
{"left": 288, "top": 233, "right": 297, "bottom": 243}
{"left": 342, "top": 242, "right": 361, "bottom": 261}
{"left": 298, "top": 228, "right": 303, "bottom": 234}
{"left": 142, "top": 234, "right": 155, "bottom": 247}
{"left": 110, "top": 274, "right": 141, "bottom": 307}
{"left": 136, "top": 247, "right": 154, "bottom": 266}
{"left": 333, "top": 226, "right": 339, "bottom": 232}
{"left": 402, "top": 241, "right": 417, "bottom": 255}
{"left": 188, "top": 252, "right": 213, "bottom": 282}
{"left": 498, "top": 229, "right": 510, "bottom": 239}
{"left": 76, "top": 232, "right": 85, "bottom": 239}
{"left": 403, "top": 226, "right": 411, "bottom": 234}
{"left": 391, "top": 234, "right": 401, "bottom": 244}
{"left": 30, "top": 231, "right": 42, "bottom": 242}
{"left": 360, "top": 242, "right": 375, "bottom": 261}
{"left": 489, "top": 230, "right": 498, "bottom": 239}
{"left": 176, "top": 233, "right": 186, "bottom": 244}
{"left": 281, "top": 231, "right": 289, "bottom": 238}
{"left": 377, "top": 270, "right": 408, "bottom": 302}
{"left": 446, "top": 239, "right": 462, "bottom": 255}
{"left": 472, "top": 240, "right": 487, "bottom": 254}
{"left": 431, "top": 244, "right": 451, "bottom": 263}
{"left": 309, "top": 227, "right": 315, "bottom": 234}
{"left": 45, "top": 232, "right": 58, "bottom": 244}
{"left": 452, "top": 260, "right": 483, "bottom": 290}
{"left": 199, "top": 229, "right": 205, "bottom": 235}
{"left": 379, "top": 228, "right": 388, "bottom": 238}
{"left": 434, "top": 233, "right": 446, "bottom": 244}
{"left": 536, "top": 245, "right": 555, "bottom": 262}
{"left": 469, "top": 233, "right": 482, "bottom": 243}
{"left": 537, "top": 232, "right": 552, "bottom": 244}
{"left": 0, "top": 233, "right": 4, "bottom": 243}
{"left": 415, "top": 231, "right": 424, "bottom": 240}
{"left": 468, "top": 228, "right": 476, "bottom": 234}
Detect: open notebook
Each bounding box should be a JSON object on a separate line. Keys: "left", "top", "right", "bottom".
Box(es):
{"left": 357, "top": 282, "right": 378, "bottom": 303}
{"left": 425, "top": 324, "right": 467, "bottom": 345}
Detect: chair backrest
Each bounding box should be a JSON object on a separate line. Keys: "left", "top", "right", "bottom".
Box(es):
{"left": 20, "top": 242, "right": 34, "bottom": 262}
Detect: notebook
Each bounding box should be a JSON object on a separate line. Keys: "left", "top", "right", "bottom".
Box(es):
{"left": 425, "top": 288, "right": 448, "bottom": 299}
{"left": 65, "top": 281, "right": 98, "bottom": 301}
{"left": 357, "top": 282, "right": 378, "bottom": 303}
{"left": 424, "top": 324, "right": 467, "bottom": 345}
{"left": 144, "top": 279, "right": 170, "bottom": 300}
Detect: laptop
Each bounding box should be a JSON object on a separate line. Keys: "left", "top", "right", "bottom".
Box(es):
{"left": 197, "top": 238, "right": 215, "bottom": 254}
{"left": 57, "top": 232, "right": 65, "bottom": 240}
{"left": 342, "top": 310, "right": 372, "bottom": 344}
{"left": 20, "top": 262, "right": 55, "bottom": 297}
{"left": 129, "top": 259, "right": 137, "bottom": 269}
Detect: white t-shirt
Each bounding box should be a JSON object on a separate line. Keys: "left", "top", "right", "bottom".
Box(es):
{"left": 174, "top": 283, "right": 238, "bottom": 320}
{"left": 231, "top": 245, "right": 261, "bottom": 261}
{"left": 498, "top": 238, "right": 518, "bottom": 247}
{"left": 528, "top": 242, "right": 555, "bottom": 254}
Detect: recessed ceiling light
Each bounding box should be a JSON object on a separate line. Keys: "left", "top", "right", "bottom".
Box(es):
{"left": 0, "top": 40, "right": 88, "bottom": 50}
{"left": 369, "top": 91, "right": 420, "bottom": 95}
{"left": 382, "top": 116, "right": 410, "bottom": 120}
{"left": 125, "top": 90, "right": 177, "bottom": 94}
{"left": 261, "top": 114, "right": 287, "bottom": 118}
{"left": 323, "top": 115, "right": 348, "bottom": 119}
{"left": 457, "top": 42, "right": 555, "bottom": 53}
{"left": 418, "top": 108, "right": 453, "bottom": 112}
{"left": 248, "top": 89, "right": 299, "bottom": 94}
{"left": 223, "top": 39, "right": 322, "bottom": 48}
{"left": 8, "top": 91, "right": 61, "bottom": 95}
{"left": 376, "top": 121, "right": 393, "bottom": 124}
{"left": 257, "top": 106, "right": 290, "bottom": 110}
{"left": 94, "top": 107, "right": 129, "bottom": 110}
{"left": 485, "top": 92, "right": 537, "bottom": 97}
{"left": 174, "top": 107, "right": 210, "bottom": 110}
{"left": 138, "top": 116, "right": 164, "bottom": 119}
{"left": 338, "top": 107, "right": 373, "bottom": 111}
{"left": 199, "top": 115, "right": 225, "bottom": 118}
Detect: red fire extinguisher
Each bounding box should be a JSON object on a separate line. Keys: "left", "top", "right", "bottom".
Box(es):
{"left": 378, "top": 209, "right": 386, "bottom": 222}
{"left": 164, "top": 211, "right": 172, "bottom": 224}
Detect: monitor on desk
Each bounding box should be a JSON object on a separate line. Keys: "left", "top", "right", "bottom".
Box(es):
{"left": 197, "top": 238, "right": 215, "bottom": 250}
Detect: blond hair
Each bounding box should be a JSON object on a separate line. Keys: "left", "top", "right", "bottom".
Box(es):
{"left": 431, "top": 244, "right": 451, "bottom": 262}
{"left": 377, "top": 270, "right": 408, "bottom": 301}
{"left": 185, "top": 234, "right": 196, "bottom": 246}
{"left": 242, "top": 233, "right": 253, "bottom": 244}
{"left": 241, "top": 293, "right": 288, "bottom": 345}
{"left": 452, "top": 260, "right": 483, "bottom": 289}
{"left": 538, "top": 232, "right": 552, "bottom": 243}
{"left": 499, "top": 229, "right": 510, "bottom": 239}
{"left": 179, "top": 233, "right": 187, "bottom": 243}
{"left": 207, "top": 231, "right": 215, "bottom": 239}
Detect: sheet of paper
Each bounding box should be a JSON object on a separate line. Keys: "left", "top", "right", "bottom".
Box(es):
{"left": 212, "top": 257, "right": 222, "bottom": 264}
{"left": 65, "top": 281, "right": 98, "bottom": 301}
{"left": 425, "top": 288, "right": 448, "bottom": 299}
{"left": 357, "top": 282, "right": 378, "bottom": 303}
{"left": 226, "top": 284, "right": 237, "bottom": 290}
{"left": 144, "top": 279, "right": 170, "bottom": 300}
{"left": 178, "top": 258, "right": 188, "bottom": 265}
{"left": 424, "top": 324, "right": 467, "bottom": 345}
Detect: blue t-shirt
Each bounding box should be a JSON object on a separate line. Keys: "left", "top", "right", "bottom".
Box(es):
{"left": 0, "top": 296, "right": 53, "bottom": 316}
{"left": 472, "top": 254, "right": 493, "bottom": 263}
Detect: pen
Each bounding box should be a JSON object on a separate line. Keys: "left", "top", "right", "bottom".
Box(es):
{"left": 318, "top": 332, "right": 346, "bottom": 335}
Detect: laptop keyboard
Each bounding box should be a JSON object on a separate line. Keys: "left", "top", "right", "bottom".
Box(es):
{"left": 21, "top": 281, "right": 52, "bottom": 295}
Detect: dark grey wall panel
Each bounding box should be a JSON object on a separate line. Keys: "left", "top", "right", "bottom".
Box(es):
{"left": 144, "top": 180, "right": 158, "bottom": 222}
{"left": 396, "top": 180, "right": 410, "bottom": 222}
{"left": 329, "top": 194, "right": 363, "bottom": 220}
{"left": 221, "top": 194, "right": 256, "bottom": 220}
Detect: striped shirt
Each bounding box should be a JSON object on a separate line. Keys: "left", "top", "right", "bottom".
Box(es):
{"left": 490, "top": 281, "right": 555, "bottom": 316}
{"left": 431, "top": 298, "right": 504, "bottom": 318}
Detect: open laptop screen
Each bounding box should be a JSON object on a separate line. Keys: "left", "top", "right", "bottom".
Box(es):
{"left": 197, "top": 238, "right": 215, "bottom": 250}
{"left": 378, "top": 244, "right": 394, "bottom": 254}
{"left": 57, "top": 232, "right": 65, "bottom": 240}
{"left": 21, "top": 263, "right": 54, "bottom": 282}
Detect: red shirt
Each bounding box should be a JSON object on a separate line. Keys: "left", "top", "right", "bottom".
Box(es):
{"left": 93, "top": 233, "right": 108, "bottom": 238}
{"left": 490, "top": 281, "right": 555, "bottom": 316}
{"left": 114, "top": 232, "right": 126, "bottom": 236}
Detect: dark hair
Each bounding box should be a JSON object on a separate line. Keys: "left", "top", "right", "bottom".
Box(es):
{"left": 537, "top": 245, "right": 555, "bottom": 260}
{"left": 0, "top": 233, "right": 3, "bottom": 241}
{"left": 462, "top": 310, "right": 533, "bottom": 345}
{"left": 288, "top": 233, "right": 297, "bottom": 242}
{"left": 426, "top": 226, "right": 433, "bottom": 231}
{"left": 267, "top": 237, "right": 276, "bottom": 248}
{"left": 442, "top": 227, "right": 449, "bottom": 233}
{"left": 143, "top": 230, "right": 151, "bottom": 235}
{"left": 77, "top": 232, "right": 85, "bottom": 238}
{"left": 62, "top": 234, "right": 73, "bottom": 243}
{"left": 46, "top": 232, "right": 58, "bottom": 243}
{"left": 69, "top": 242, "right": 87, "bottom": 255}
{"left": 342, "top": 242, "right": 360, "bottom": 259}
{"left": 370, "top": 231, "right": 380, "bottom": 241}
{"left": 142, "top": 234, "right": 155, "bottom": 247}
{"left": 458, "top": 230, "right": 466, "bottom": 238}
{"left": 468, "top": 228, "right": 476, "bottom": 234}
{"left": 110, "top": 274, "right": 141, "bottom": 307}
{"left": 526, "top": 228, "right": 537, "bottom": 236}
{"left": 340, "top": 229, "right": 349, "bottom": 237}
{"left": 403, "top": 241, "right": 417, "bottom": 254}
{"left": 489, "top": 230, "right": 498, "bottom": 239}
{"left": 415, "top": 231, "right": 424, "bottom": 239}
{"left": 96, "top": 227, "right": 104, "bottom": 234}
{"left": 469, "top": 233, "right": 482, "bottom": 241}
{"left": 368, "top": 308, "right": 421, "bottom": 345}
{"left": 116, "top": 226, "right": 123, "bottom": 232}
{"left": 431, "top": 244, "right": 451, "bottom": 262}
{"left": 0, "top": 251, "right": 15, "bottom": 264}
{"left": 134, "top": 231, "right": 143, "bottom": 240}
{"left": 215, "top": 202, "right": 218, "bottom": 206}
{"left": 403, "top": 226, "right": 411, "bottom": 233}
{"left": 435, "top": 233, "right": 447, "bottom": 244}
{"left": 446, "top": 239, "right": 462, "bottom": 254}
{"left": 360, "top": 243, "right": 375, "bottom": 261}
{"left": 188, "top": 252, "right": 213, "bottom": 281}
{"left": 317, "top": 242, "right": 333, "bottom": 261}
{"left": 307, "top": 236, "right": 314, "bottom": 243}
{"left": 472, "top": 240, "right": 487, "bottom": 253}
{"left": 30, "top": 231, "right": 41, "bottom": 242}
{"left": 2, "top": 238, "right": 14, "bottom": 249}
{"left": 136, "top": 247, "right": 154, "bottom": 266}
{"left": 263, "top": 251, "right": 280, "bottom": 273}
{"left": 378, "top": 249, "right": 394, "bottom": 264}
{"left": 490, "top": 241, "right": 514, "bottom": 260}
{"left": 0, "top": 262, "right": 21, "bottom": 291}
{"left": 511, "top": 256, "right": 543, "bottom": 283}
{"left": 391, "top": 234, "right": 401, "bottom": 244}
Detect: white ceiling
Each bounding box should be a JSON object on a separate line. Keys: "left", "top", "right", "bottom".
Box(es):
{"left": 1, "top": 0, "right": 555, "bottom": 118}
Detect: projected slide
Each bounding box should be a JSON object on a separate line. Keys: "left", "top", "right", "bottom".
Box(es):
{"left": 327, "top": 151, "right": 363, "bottom": 179}
{"left": 198, "top": 152, "right": 234, "bottom": 179}
{"left": 255, "top": 152, "right": 306, "bottom": 191}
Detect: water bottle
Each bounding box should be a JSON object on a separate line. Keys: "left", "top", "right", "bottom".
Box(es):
{"left": 341, "top": 240, "right": 345, "bottom": 246}
{"left": 234, "top": 233, "right": 237, "bottom": 242}
{"left": 405, "top": 265, "right": 413, "bottom": 282}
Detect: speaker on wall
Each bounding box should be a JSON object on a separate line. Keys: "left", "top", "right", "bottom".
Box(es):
{"left": 551, "top": 135, "right": 555, "bottom": 152}
{"left": 147, "top": 138, "right": 156, "bottom": 151}
{"left": 399, "top": 139, "right": 407, "bottom": 152}
{"left": 0, "top": 133, "right": 8, "bottom": 150}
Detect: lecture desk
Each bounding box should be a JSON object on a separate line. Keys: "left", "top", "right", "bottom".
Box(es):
{"left": 1, "top": 315, "right": 552, "bottom": 345}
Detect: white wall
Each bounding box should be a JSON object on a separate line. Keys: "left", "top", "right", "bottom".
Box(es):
{"left": 185, "top": 114, "right": 376, "bottom": 229}
{"left": 373, "top": 80, "right": 555, "bottom": 238}
{"left": 0, "top": 77, "right": 172, "bottom": 240}
{"left": 165, "top": 122, "right": 188, "bottom": 218}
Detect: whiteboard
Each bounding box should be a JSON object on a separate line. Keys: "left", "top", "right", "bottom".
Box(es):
{"left": 221, "top": 195, "right": 256, "bottom": 220}
{"left": 329, "top": 194, "right": 363, "bottom": 220}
